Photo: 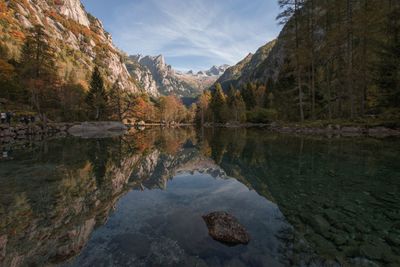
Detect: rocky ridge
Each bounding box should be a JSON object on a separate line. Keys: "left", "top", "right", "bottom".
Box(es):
{"left": 1, "top": 0, "right": 139, "bottom": 93}
{"left": 128, "top": 54, "right": 229, "bottom": 97}
{"left": 216, "top": 39, "right": 278, "bottom": 89}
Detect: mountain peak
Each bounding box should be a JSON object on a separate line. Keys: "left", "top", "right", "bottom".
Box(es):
{"left": 54, "top": 0, "right": 91, "bottom": 27}
{"left": 215, "top": 39, "right": 277, "bottom": 89}
{"left": 127, "top": 54, "right": 230, "bottom": 97}
{"left": 205, "top": 65, "right": 230, "bottom": 76}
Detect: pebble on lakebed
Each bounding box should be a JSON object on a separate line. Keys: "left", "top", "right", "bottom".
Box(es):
{"left": 202, "top": 211, "right": 250, "bottom": 245}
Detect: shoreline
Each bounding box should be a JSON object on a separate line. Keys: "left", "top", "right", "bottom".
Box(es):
{"left": 202, "top": 122, "right": 400, "bottom": 137}
{"left": 1, "top": 121, "right": 400, "bottom": 143}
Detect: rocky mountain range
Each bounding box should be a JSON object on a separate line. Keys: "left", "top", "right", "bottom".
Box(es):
{"left": 185, "top": 64, "right": 230, "bottom": 77}
{"left": 127, "top": 54, "right": 229, "bottom": 97}
{"left": 1, "top": 0, "right": 230, "bottom": 99}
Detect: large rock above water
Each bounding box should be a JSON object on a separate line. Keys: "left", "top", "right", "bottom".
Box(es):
{"left": 202, "top": 211, "right": 250, "bottom": 245}
{"left": 68, "top": 121, "right": 127, "bottom": 138}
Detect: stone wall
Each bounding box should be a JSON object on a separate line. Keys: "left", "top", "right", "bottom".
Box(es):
{"left": 0, "top": 123, "right": 76, "bottom": 143}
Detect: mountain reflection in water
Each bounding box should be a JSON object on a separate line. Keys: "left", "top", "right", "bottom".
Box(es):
{"left": 0, "top": 127, "right": 399, "bottom": 267}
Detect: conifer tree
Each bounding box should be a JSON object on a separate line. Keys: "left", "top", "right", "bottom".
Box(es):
{"left": 233, "top": 91, "right": 247, "bottom": 122}
{"left": 197, "top": 90, "right": 212, "bottom": 125}
{"left": 227, "top": 85, "right": 237, "bottom": 108}
{"left": 241, "top": 83, "right": 257, "bottom": 110}
{"left": 107, "top": 79, "right": 135, "bottom": 121}
{"left": 19, "top": 25, "right": 57, "bottom": 117}
{"left": 377, "top": 1, "right": 400, "bottom": 108}
{"left": 277, "top": 0, "right": 305, "bottom": 122}
{"left": 211, "top": 83, "right": 228, "bottom": 123}
{"left": 86, "top": 66, "right": 107, "bottom": 120}
{"left": 227, "top": 85, "right": 247, "bottom": 122}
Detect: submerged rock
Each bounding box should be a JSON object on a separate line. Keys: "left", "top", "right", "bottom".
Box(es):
{"left": 202, "top": 211, "right": 250, "bottom": 245}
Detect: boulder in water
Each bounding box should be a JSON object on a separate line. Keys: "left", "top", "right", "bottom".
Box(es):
{"left": 202, "top": 211, "right": 250, "bottom": 245}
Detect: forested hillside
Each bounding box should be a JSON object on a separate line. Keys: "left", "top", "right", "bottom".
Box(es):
{"left": 216, "top": 40, "right": 276, "bottom": 90}
{"left": 0, "top": 0, "right": 142, "bottom": 121}
{"left": 208, "top": 0, "right": 400, "bottom": 124}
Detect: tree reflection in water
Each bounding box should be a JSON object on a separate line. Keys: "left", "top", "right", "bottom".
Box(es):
{"left": 0, "top": 127, "right": 399, "bottom": 266}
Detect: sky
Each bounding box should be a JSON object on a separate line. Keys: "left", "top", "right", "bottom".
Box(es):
{"left": 81, "top": 0, "right": 282, "bottom": 71}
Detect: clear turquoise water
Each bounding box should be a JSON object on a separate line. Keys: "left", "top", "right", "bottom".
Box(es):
{"left": 0, "top": 128, "right": 399, "bottom": 266}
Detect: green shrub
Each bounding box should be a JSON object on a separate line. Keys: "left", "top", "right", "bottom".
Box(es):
{"left": 246, "top": 108, "right": 278, "bottom": 123}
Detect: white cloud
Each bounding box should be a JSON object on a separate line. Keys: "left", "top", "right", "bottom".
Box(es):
{"left": 107, "top": 0, "right": 281, "bottom": 70}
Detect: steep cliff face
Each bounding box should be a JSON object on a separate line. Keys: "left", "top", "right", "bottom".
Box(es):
{"left": 249, "top": 37, "right": 285, "bottom": 84}
{"left": 57, "top": 0, "right": 90, "bottom": 27}
{"left": 125, "top": 57, "right": 159, "bottom": 97}
{"left": 128, "top": 54, "right": 229, "bottom": 97}
{"left": 216, "top": 39, "right": 280, "bottom": 89}
{"left": 0, "top": 0, "right": 139, "bottom": 93}
{"left": 217, "top": 53, "right": 253, "bottom": 89}
{"left": 128, "top": 54, "right": 198, "bottom": 97}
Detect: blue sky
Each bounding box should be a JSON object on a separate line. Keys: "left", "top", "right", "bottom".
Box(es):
{"left": 81, "top": 0, "right": 282, "bottom": 71}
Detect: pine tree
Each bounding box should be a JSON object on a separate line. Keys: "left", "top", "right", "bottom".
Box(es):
{"left": 19, "top": 25, "right": 56, "bottom": 80}
{"left": 377, "top": 1, "right": 400, "bottom": 108}
{"left": 241, "top": 83, "right": 257, "bottom": 110}
{"left": 108, "top": 79, "right": 135, "bottom": 121}
{"left": 265, "top": 78, "right": 275, "bottom": 109}
{"left": 227, "top": 85, "right": 237, "bottom": 108}
{"left": 197, "top": 90, "right": 212, "bottom": 125}
{"left": 86, "top": 66, "right": 107, "bottom": 120}
{"left": 233, "top": 91, "right": 247, "bottom": 122}
{"left": 19, "top": 25, "right": 57, "bottom": 117}
{"left": 278, "top": 0, "right": 305, "bottom": 122}
{"left": 211, "top": 83, "right": 228, "bottom": 123}
{"left": 226, "top": 86, "right": 247, "bottom": 122}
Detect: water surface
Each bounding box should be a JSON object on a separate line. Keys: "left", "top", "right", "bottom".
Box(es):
{"left": 0, "top": 128, "right": 399, "bottom": 266}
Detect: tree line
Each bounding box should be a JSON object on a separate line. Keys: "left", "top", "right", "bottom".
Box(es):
{"left": 1, "top": 25, "right": 89, "bottom": 121}
{"left": 195, "top": 82, "right": 277, "bottom": 124}
{"left": 0, "top": 25, "right": 194, "bottom": 124}
{"left": 86, "top": 66, "right": 196, "bottom": 123}
{"left": 272, "top": 0, "right": 400, "bottom": 122}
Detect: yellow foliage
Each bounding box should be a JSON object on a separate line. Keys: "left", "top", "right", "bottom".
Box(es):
{"left": 0, "top": 59, "right": 15, "bottom": 81}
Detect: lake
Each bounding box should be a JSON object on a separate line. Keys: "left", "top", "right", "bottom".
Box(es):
{"left": 0, "top": 128, "right": 399, "bottom": 267}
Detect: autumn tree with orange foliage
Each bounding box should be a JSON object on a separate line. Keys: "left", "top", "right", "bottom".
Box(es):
{"left": 131, "top": 94, "right": 157, "bottom": 123}
{"left": 159, "top": 95, "right": 188, "bottom": 124}
{"left": 197, "top": 91, "right": 212, "bottom": 125}
{"left": 0, "top": 46, "right": 25, "bottom": 102}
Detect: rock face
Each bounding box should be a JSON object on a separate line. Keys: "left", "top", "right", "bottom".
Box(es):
{"left": 217, "top": 53, "right": 253, "bottom": 88}
{"left": 56, "top": 0, "right": 90, "bottom": 27}
{"left": 125, "top": 56, "right": 160, "bottom": 97}
{"left": 1, "top": 0, "right": 139, "bottom": 94}
{"left": 216, "top": 40, "right": 277, "bottom": 90}
{"left": 202, "top": 211, "right": 250, "bottom": 245}
{"left": 127, "top": 55, "right": 229, "bottom": 97}
{"left": 203, "top": 65, "right": 230, "bottom": 76}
